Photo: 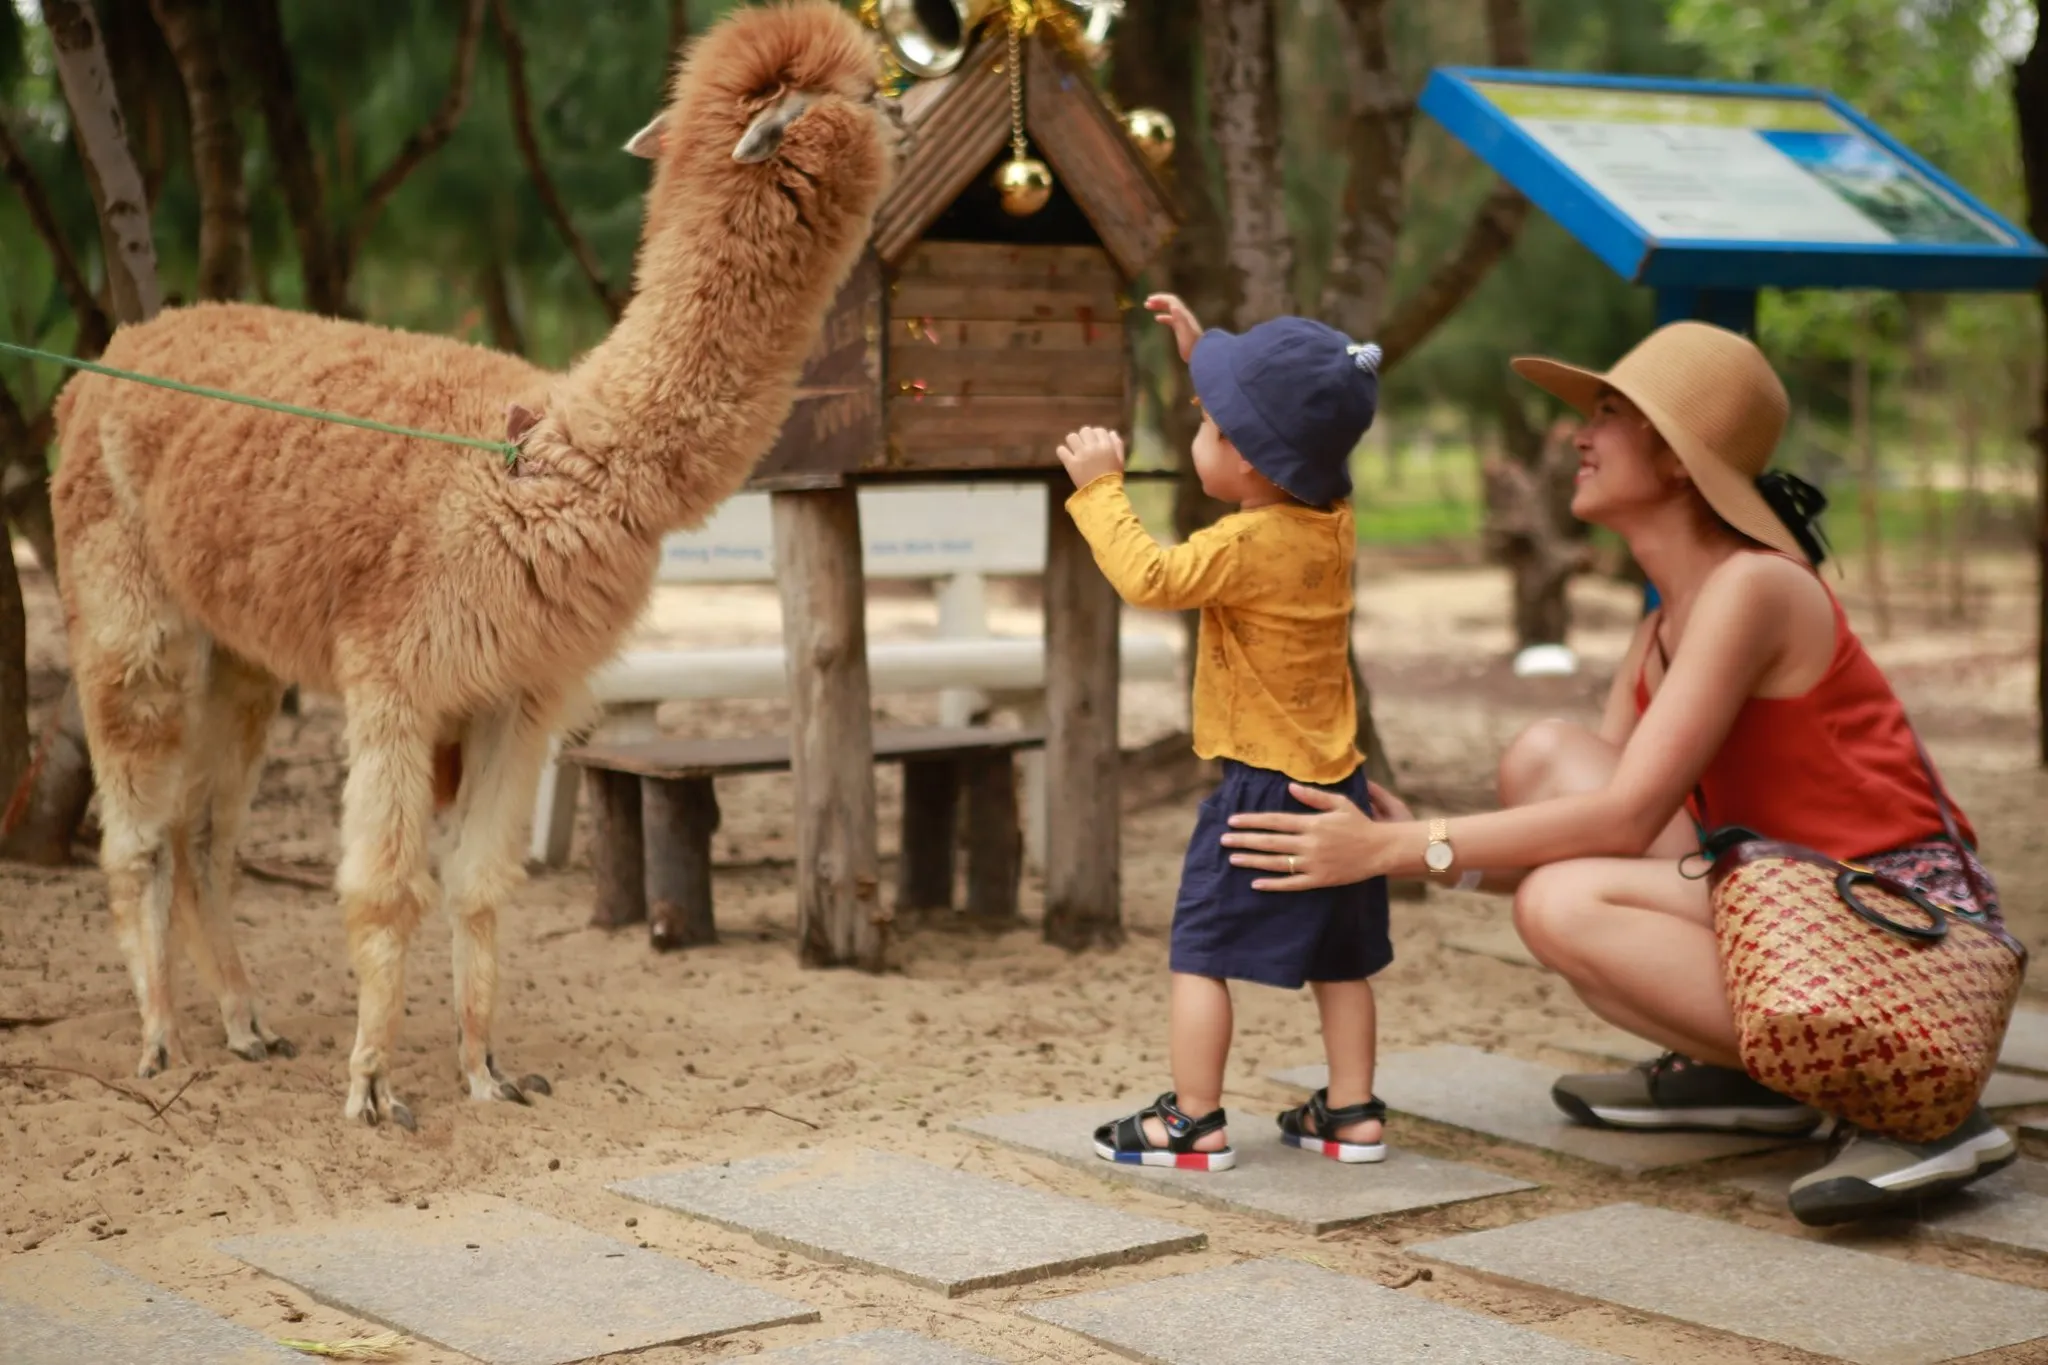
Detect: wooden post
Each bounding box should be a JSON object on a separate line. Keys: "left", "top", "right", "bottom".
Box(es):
{"left": 897, "top": 758, "right": 958, "bottom": 914}
{"left": 962, "top": 752, "right": 1022, "bottom": 922}
{"left": 585, "top": 768, "right": 645, "bottom": 929}
{"left": 772, "top": 487, "right": 886, "bottom": 969}
{"left": 644, "top": 776, "right": 719, "bottom": 951}
{"left": 1042, "top": 477, "right": 1122, "bottom": 948}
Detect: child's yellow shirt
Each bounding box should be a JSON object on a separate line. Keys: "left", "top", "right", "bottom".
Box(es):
{"left": 1065, "top": 473, "right": 1361, "bottom": 785}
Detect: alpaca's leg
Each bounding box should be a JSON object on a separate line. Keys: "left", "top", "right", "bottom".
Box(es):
{"left": 444, "top": 697, "right": 555, "bottom": 1104}
{"left": 71, "top": 604, "right": 204, "bottom": 1079}
{"left": 173, "top": 648, "right": 291, "bottom": 1061}
{"left": 337, "top": 695, "right": 439, "bottom": 1129}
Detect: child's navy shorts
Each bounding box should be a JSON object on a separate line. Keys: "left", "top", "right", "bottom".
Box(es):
{"left": 1171, "top": 760, "right": 1393, "bottom": 990}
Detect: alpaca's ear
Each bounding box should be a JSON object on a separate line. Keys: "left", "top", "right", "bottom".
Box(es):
{"left": 506, "top": 403, "right": 543, "bottom": 444}
{"left": 624, "top": 116, "right": 666, "bottom": 159}
{"left": 733, "top": 91, "right": 814, "bottom": 163}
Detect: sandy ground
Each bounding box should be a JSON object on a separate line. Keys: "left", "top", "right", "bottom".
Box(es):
{"left": 2, "top": 546, "right": 2044, "bottom": 1364}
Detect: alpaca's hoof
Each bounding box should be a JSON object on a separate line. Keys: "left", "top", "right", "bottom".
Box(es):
{"left": 494, "top": 1080, "right": 532, "bottom": 1105}
{"left": 137, "top": 1042, "right": 170, "bottom": 1079}
{"left": 519, "top": 1074, "right": 552, "bottom": 1097}
{"left": 230, "top": 1034, "right": 297, "bottom": 1063}
{"left": 347, "top": 1074, "right": 416, "bottom": 1132}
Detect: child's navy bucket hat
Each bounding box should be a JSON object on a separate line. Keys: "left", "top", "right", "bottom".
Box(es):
{"left": 1189, "top": 316, "right": 1381, "bottom": 506}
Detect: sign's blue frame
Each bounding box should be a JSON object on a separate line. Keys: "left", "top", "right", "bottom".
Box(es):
{"left": 1420, "top": 67, "right": 2048, "bottom": 297}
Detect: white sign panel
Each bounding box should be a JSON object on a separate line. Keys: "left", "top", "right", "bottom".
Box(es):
{"left": 658, "top": 483, "right": 1049, "bottom": 583}
{"left": 1474, "top": 82, "right": 2011, "bottom": 247}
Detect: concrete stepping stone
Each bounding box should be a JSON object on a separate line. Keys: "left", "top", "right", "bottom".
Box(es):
{"left": 219, "top": 1197, "right": 815, "bottom": 1365}
{"left": 1532, "top": 1019, "right": 1662, "bottom": 1066}
{"left": 1983, "top": 1067, "right": 2048, "bottom": 1110}
{"left": 0, "top": 1253, "right": 301, "bottom": 1365}
{"left": 955, "top": 1100, "right": 1535, "bottom": 1233}
{"left": 744, "top": 1329, "right": 1007, "bottom": 1363}
{"left": 1021, "top": 1255, "right": 1627, "bottom": 1364}
{"left": 1723, "top": 1156, "right": 2048, "bottom": 1255}
{"left": 1271, "top": 1045, "right": 1807, "bottom": 1173}
{"left": 2000, "top": 1007, "right": 2048, "bottom": 1076}
{"left": 1413, "top": 1202, "right": 2048, "bottom": 1365}
{"left": 613, "top": 1148, "right": 1202, "bottom": 1296}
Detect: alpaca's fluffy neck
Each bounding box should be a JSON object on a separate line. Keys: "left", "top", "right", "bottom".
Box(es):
{"left": 547, "top": 215, "right": 825, "bottom": 544}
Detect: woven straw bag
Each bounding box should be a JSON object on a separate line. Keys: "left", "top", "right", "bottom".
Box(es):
{"left": 1698, "top": 739, "right": 2026, "bottom": 1143}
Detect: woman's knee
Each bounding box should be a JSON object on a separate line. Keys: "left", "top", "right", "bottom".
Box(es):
{"left": 1499, "top": 718, "right": 1604, "bottom": 806}
{"left": 1512, "top": 863, "right": 1597, "bottom": 971}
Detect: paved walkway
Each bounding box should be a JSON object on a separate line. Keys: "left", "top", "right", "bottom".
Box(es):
{"left": 6, "top": 1029, "right": 2047, "bottom": 1365}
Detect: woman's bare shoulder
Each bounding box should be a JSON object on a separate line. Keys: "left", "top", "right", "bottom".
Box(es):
{"left": 1702, "top": 550, "right": 1828, "bottom": 611}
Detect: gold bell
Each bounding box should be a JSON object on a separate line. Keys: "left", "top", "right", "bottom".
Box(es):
{"left": 995, "top": 154, "right": 1053, "bottom": 217}
{"left": 1122, "top": 107, "right": 1176, "bottom": 169}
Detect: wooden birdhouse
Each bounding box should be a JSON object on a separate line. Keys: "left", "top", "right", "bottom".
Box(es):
{"left": 746, "top": 26, "right": 1179, "bottom": 489}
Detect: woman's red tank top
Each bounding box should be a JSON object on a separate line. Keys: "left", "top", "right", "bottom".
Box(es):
{"left": 1633, "top": 584, "right": 1976, "bottom": 861}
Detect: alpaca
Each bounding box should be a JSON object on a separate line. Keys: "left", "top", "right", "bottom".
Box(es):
{"left": 49, "top": 0, "right": 898, "bottom": 1129}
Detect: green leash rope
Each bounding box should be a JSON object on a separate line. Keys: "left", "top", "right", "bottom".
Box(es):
{"left": 0, "top": 338, "right": 523, "bottom": 467}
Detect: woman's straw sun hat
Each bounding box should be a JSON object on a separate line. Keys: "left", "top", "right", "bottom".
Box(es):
{"left": 1511, "top": 322, "right": 1807, "bottom": 563}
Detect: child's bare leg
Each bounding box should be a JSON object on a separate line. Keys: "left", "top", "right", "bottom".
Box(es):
{"left": 1312, "top": 978, "right": 1382, "bottom": 1144}
{"left": 1144, "top": 972, "right": 1232, "bottom": 1149}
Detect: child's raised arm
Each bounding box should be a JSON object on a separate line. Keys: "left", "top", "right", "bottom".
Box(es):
{"left": 1057, "top": 427, "right": 1246, "bottom": 613}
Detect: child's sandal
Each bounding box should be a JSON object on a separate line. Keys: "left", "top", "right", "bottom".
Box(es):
{"left": 1092, "top": 1091, "right": 1236, "bottom": 1171}
{"left": 1278, "top": 1087, "right": 1388, "bottom": 1163}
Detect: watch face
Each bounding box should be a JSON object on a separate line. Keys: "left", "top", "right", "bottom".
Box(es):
{"left": 1424, "top": 841, "right": 1454, "bottom": 872}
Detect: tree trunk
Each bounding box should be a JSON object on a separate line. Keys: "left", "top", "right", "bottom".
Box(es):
{"left": 6, "top": 0, "right": 164, "bottom": 864}
{"left": 2015, "top": 4, "right": 2048, "bottom": 766}
{"left": 148, "top": 0, "right": 249, "bottom": 300}
{"left": 46, "top": 0, "right": 162, "bottom": 324}
{"left": 490, "top": 0, "right": 621, "bottom": 319}
{"left": 1199, "top": 0, "right": 1293, "bottom": 323}
{"left": 1950, "top": 393, "right": 1979, "bottom": 623}
{"left": 479, "top": 255, "right": 526, "bottom": 355}
{"left": 1484, "top": 390, "right": 1587, "bottom": 651}
{"left": 236, "top": 0, "right": 348, "bottom": 315}
{"left": 0, "top": 526, "right": 28, "bottom": 812}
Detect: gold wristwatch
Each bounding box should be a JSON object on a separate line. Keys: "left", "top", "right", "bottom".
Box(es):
{"left": 1423, "top": 818, "right": 1456, "bottom": 877}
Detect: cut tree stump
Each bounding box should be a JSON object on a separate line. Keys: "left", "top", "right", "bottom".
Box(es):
{"left": 897, "top": 757, "right": 958, "bottom": 914}
{"left": 586, "top": 768, "right": 646, "bottom": 929}
{"left": 645, "top": 777, "right": 719, "bottom": 950}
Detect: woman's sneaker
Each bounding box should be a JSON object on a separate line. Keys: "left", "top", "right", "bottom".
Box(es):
{"left": 1787, "top": 1108, "right": 2016, "bottom": 1227}
{"left": 1551, "top": 1052, "right": 1823, "bottom": 1135}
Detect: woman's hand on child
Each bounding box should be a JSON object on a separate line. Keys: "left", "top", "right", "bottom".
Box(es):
{"left": 1145, "top": 293, "right": 1203, "bottom": 363}
{"left": 1056, "top": 426, "right": 1126, "bottom": 488}
{"left": 1220, "top": 784, "right": 1396, "bottom": 890}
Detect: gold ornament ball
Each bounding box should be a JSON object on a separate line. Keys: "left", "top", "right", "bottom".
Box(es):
{"left": 995, "top": 155, "right": 1053, "bottom": 217}
{"left": 1123, "top": 108, "right": 1176, "bottom": 169}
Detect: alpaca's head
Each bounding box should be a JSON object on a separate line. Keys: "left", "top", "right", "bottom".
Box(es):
{"left": 625, "top": 2, "right": 903, "bottom": 226}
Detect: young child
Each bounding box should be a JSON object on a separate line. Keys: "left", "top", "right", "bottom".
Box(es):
{"left": 1055, "top": 294, "right": 1391, "bottom": 1172}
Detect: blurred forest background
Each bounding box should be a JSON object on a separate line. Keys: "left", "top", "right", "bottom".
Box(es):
{"left": 1, "top": 0, "right": 2043, "bottom": 853}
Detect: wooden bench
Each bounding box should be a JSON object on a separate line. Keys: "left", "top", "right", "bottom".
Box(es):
{"left": 526, "top": 481, "right": 1182, "bottom": 873}
{"left": 563, "top": 725, "right": 1044, "bottom": 950}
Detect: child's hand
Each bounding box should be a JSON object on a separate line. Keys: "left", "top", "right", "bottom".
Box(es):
{"left": 1145, "top": 293, "right": 1203, "bottom": 363}
{"left": 1056, "top": 426, "right": 1126, "bottom": 488}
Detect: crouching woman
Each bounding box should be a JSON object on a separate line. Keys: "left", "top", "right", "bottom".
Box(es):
{"left": 1219, "top": 322, "right": 2018, "bottom": 1226}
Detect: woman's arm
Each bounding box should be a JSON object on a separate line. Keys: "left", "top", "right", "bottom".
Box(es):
{"left": 1225, "top": 556, "right": 1807, "bottom": 888}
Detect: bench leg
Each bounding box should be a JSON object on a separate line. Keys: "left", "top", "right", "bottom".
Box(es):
{"left": 898, "top": 758, "right": 959, "bottom": 913}
{"left": 963, "top": 752, "right": 1022, "bottom": 922}
{"left": 586, "top": 769, "right": 647, "bottom": 929}
{"left": 528, "top": 734, "right": 581, "bottom": 869}
{"left": 645, "top": 777, "right": 719, "bottom": 951}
